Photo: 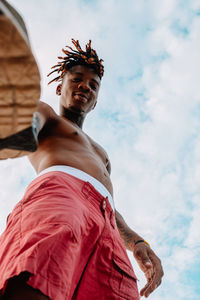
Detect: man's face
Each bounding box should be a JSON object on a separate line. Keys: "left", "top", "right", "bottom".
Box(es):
{"left": 57, "top": 65, "right": 101, "bottom": 115}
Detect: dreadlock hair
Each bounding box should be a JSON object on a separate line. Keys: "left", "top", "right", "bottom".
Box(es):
{"left": 47, "top": 39, "right": 104, "bottom": 85}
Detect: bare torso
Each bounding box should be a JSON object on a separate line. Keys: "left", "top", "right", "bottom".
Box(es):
{"left": 28, "top": 104, "right": 113, "bottom": 196}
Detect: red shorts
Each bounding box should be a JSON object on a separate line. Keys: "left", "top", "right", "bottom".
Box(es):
{"left": 0, "top": 171, "right": 139, "bottom": 299}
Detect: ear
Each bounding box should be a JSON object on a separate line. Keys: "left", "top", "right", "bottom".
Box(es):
{"left": 56, "top": 84, "right": 62, "bottom": 96}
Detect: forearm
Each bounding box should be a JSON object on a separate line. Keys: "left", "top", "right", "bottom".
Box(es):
{"left": 115, "top": 210, "right": 143, "bottom": 251}
{"left": 0, "top": 112, "right": 44, "bottom": 152}
{"left": 115, "top": 211, "right": 164, "bottom": 297}
{"left": 0, "top": 102, "right": 50, "bottom": 152}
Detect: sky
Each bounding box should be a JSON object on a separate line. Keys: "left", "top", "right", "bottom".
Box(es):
{"left": 0, "top": 0, "right": 200, "bottom": 299}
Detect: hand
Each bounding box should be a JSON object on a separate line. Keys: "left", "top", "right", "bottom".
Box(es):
{"left": 133, "top": 242, "right": 164, "bottom": 297}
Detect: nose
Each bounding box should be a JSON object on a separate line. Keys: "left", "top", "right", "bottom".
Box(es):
{"left": 78, "top": 82, "right": 90, "bottom": 91}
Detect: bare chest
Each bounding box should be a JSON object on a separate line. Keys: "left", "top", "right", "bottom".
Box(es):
{"left": 35, "top": 117, "right": 109, "bottom": 167}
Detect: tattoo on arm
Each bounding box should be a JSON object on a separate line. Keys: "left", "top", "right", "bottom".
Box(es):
{"left": 32, "top": 112, "right": 41, "bottom": 140}
{"left": 115, "top": 210, "right": 142, "bottom": 251}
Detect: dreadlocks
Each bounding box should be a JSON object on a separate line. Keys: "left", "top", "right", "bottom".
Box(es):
{"left": 47, "top": 39, "right": 104, "bottom": 85}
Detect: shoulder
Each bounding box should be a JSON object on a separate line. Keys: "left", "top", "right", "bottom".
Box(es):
{"left": 36, "top": 101, "right": 57, "bottom": 119}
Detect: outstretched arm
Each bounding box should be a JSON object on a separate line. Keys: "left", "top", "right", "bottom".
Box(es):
{"left": 115, "top": 210, "right": 164, "bottom": 298}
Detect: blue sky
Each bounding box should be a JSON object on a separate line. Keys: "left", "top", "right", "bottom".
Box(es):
{"left": 0, "top": 0, "right": 200, "bottom": 299}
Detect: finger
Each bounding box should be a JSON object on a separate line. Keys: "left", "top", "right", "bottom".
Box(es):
{"left": 140, "top": 271, "right": 154, "bottom": 297}
{"left": 139, "top": 260, "right": 154, "bottom": 281}
{"left": 140, "top": 278, "right": 153, "bottom": 297}
{"left": 143, "top": 281, "right": 162, "bottom": 298}
{"left": 150, "top": 268, "right": 162, "bottom": 292}
{"left": 145, "top": 268, "right": 154, "bottom": 281}
{"left": 144, "top": 259, "right": 162, "bottom": 294}
{"left": 140, "top": 276, "right": 162, "bottom": 298}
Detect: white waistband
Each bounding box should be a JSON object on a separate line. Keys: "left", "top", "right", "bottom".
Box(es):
{"left": 38, "top": 165, "right": 115, "bottom": 211}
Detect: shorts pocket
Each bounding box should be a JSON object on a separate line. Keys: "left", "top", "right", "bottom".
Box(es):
{"left": 109, "top": 253, "right": 139, "bottom": 300}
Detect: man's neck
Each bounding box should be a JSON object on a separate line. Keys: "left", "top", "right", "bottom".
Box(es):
{"left": 61, "top": 107, "right": 85, "bottom": 128}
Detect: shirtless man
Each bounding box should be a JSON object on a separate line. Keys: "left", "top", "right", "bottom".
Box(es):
{"left": 0, "top": 1, "right": 163, "bottom": 299}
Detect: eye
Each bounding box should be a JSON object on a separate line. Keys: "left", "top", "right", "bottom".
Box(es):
{"left": 72, "top": 77, "right": 81, "bottom": 82}
{"left": 90, "top": 83, "right": 97, "bottom": 91}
